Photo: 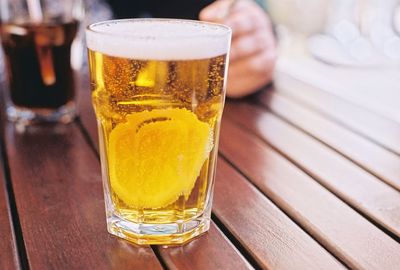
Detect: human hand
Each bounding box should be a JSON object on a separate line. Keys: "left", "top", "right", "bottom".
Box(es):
{"left": 200, "top": 0, "right": 276, "bottom": 98}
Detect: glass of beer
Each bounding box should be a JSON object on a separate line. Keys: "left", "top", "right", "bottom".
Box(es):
{"left": 0, "top": 0, "right": 83, "bottom": 125}
{"left": 86, "top": 19, "right": 231, "bottom": 245}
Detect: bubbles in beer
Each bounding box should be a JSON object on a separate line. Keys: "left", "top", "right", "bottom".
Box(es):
{"left": 91, "top": 51, "right": 226, "bottom": 124}
{"left": 89, "top": 49, "right": 227, "bottom": 223}
{"left": 87, "top": 19, "right": 230, "bottom": 226}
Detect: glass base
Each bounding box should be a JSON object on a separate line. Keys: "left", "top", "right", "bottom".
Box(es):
{"left": 6, "top": 102, "right": 76, "bottom": 126}
{"left": 107, "top": 212, "right": 211, "bottom": 245}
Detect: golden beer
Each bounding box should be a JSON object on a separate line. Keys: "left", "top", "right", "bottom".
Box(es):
{"left": 86, "top": 19, "right": 231, "bottom": 245}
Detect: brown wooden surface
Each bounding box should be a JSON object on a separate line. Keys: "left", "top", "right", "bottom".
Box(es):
{"left": 0, "top": 155, "right": 19, "bottom": 270}
{"left": 0, "top": 82, "right": 19, "bottom": 270}
{"left": 4, "top": 123, "right": 163, "bottom": 270}
{"left": 77, "top": 84, "right": 255, "bottom": 269}
{"left": 258, "top": 90, "right": 400, "bottom": 191}
{"left": 2, "top": 71, "right": 400, "bottom": 269}
{"left": 220, "top": 117, "right": 400, "bottom": 269}
{"left": 159, "top": 224, "right": 253, "bottom": 270}
{"left": 77, "top": 83, "right": 344, "bottom": 270}
{"left": 214, "top": 158, "right": 344, "bottom": 270}
{"left": 224, "top": 102, "right": 400, "bottom": 239}
{"left": 274, "top": 72, "right": 400, "bottom": 155}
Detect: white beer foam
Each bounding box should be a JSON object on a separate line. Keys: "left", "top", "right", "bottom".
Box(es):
{"left": 86, "top": 19, "right": 231, "bottom": 60}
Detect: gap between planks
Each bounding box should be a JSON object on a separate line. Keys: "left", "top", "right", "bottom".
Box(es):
{"left": 74, "top": 120, "right": 256, "bottom": 270}
{"left": 255, "top": 90, "right": 400, "bottom": 192}
{"left": 0, "top": 85, "right": 28, "bottom": 270}
{"left": 224, "top": 101, "right": 400, "bottom": 241}
{"left": 273, "top": 72, "right": 400, "bottom": 156}
{"left": 220, "top": 114, "right": 400, "bottom": 269}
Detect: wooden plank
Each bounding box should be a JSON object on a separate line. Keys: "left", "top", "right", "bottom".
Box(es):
{"left": 77, "top": 77, "right": 343, "bottom": 269}
{"left": 219, "top": 118, "right": 400, "bottom": 269}
{"left": 77, "top": 77, "right": 253, "bottom": 268}
{"left": 224, "top": 101, "right": 400, "bottom": 239}
{"left": 213, "top": 157, "right": 344, "bottom": 270}
{"left": 273, "top": 72, "right": 400, "bottom": 155}
{"left": 4, "top": 123, "right": 163, "bottom": 269}
{"left": 0, "top": 157, "right": 20, "bottom": 270}
{"left": 0, "top": 83, "right": 20, "bottom": 269}
{"left": 276, "top": 57, "right": 400, "bottom": 123}
{"left": 159, "top": 223, "right": 253, "bottom": 270}
{"left": 257, "top": 90, "right": 400, "bottom": 191}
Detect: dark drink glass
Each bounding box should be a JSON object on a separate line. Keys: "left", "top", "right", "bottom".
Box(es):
{"left": 0, "top": 0, "right": 83, "bottom": 125}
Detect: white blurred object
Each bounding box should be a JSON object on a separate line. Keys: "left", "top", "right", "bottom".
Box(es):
{"left": 395, "top": 5, "right": 400, "bottom": 33}
{"left": 267, "top": 0, "right": 332, "bottom": 57}
{"left": 271, "top": 0, "right": 400, "bottom": 123}
{"left": 308, "top": 35, "right": 353, "bottom": 65}
{"left": 333, "top": 20, "right": 360, "bottom": 44}
{"left": 384, "top": 36, "right": 400, "bottom": 59}
{"left": 309, "top": 0, "right": 400, "bottom": 68}
{"left": 268, "top": 0, "right": 331, "bottom": 36}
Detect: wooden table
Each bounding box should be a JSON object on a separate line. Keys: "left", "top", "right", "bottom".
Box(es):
{"left": 1, "top": 71, "right": 400, "bottom": 270}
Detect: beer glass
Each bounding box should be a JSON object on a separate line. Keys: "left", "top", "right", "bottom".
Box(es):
{"left": 86, "top": 19, "right": 231, "bottom": 245}
{"left": 0, "top": 0, "right": 84, "bottom": 125}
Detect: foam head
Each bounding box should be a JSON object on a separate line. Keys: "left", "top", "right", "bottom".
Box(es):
{"left": 86, "top": 19, "right": 231, "bottom": 61}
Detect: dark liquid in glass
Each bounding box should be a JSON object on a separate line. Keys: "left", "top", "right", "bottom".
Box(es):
{"left": 0, "top": 20, "right": 78, "bottom": 109}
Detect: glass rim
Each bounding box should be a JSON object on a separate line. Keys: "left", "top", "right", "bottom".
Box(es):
{"left": 86, "top": 18, "right": 232, "bottom": 40}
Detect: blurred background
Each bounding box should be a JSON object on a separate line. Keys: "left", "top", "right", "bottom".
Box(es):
{"left": 0, "top": 0, "right": 399, "bottom": 121}
{"left": 267, "top": 0, "right": 400, "bottom": 123}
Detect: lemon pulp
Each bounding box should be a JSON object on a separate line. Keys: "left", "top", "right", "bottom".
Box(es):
{"left": 108, "top": 108, "right": 214, "bottom": 209}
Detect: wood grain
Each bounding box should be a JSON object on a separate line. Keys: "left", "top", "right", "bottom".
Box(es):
{"left": 275, "top": 58, "right": 400, "bottom": 123}
{"left": 4, "top": 123, "right": 163, "bottom": 270}
{"left": 224, "top": 101, "right": 400, "bottom": 239}
{"left": 77, "top": 75, "right": 254, "bottom": 268}
{"left": 257, "top": 90, "right": 400, "bottom": 191}
{"left": 0, "top": 83, "right": 20, "bottom": 269}
{"left": 76, "top": 79, "right": 342, "bottom": 269}
{"left": 220, "top": 117, "right": 400, "bottom": 269}
{"left": 159, "top": 223, "right": 253, "bottom": 270}
{"left": 213, "top": 157, "right": 344, "bottom": 270}
{"left": 0, "top": 156, "right": 19, "bottom": 270}
{"left": 274, "top": 72, "right": 400, "bottom": 155}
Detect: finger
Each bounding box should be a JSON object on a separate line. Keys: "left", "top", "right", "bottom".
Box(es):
{"left": 227, "top": 49, "right": 276, "bottom": 98}
{"left": 200, "top": 0, "right": 262, "bottom": 23}
{"left": 223, "top": 11, "right": 268, "bottom": 39}
{"left": 229, "top": 48, "right": 276, "bottom": 79}
{"left": 230, "top": 29, "right": 275, "bottom": 62}
{"left": 199, "top": 0, "right": 233, "bottom": 22}
{"left": 224, "top": 2, "right": 271, "bottom": 38}
{"left": 227, "top": 0, "right": 261, "bottom": 15}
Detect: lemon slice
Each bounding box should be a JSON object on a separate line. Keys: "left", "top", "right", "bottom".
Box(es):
{"left": 108, "top": 108, "right": 213, "bottom": 209}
